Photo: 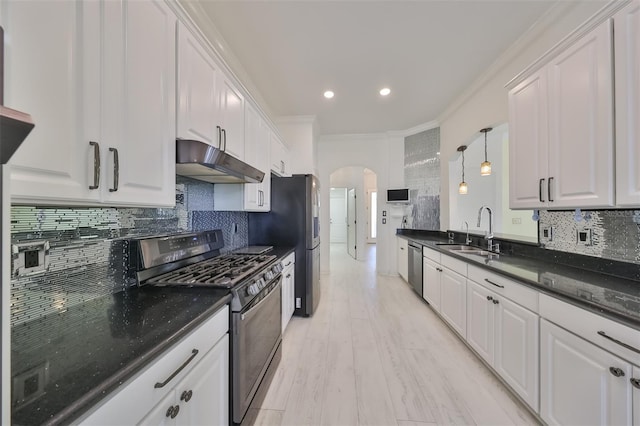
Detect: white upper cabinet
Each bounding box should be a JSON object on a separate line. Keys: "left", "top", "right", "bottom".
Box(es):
{"left": 508, "top": 19, "right": 615, "bottom": 209}
{"left": 615, "top": 0, "right": 640, "bottom": 207}
{"left": 102, "top": 0, "right": 176, "bottom": 206}
{"left": 270, "top": 133, "right": 291, "bottom": 177}
{"left": 4, "top": 0, "right": 102, "bottom": 204}
{"left": 177, "top": 23, "right": 219, "bottom": 147}
{"left": 6, "top": 0, "right": 176, "bottom": 207}
{"left": 217, "top": 75, "right": 245, "bottom": 160}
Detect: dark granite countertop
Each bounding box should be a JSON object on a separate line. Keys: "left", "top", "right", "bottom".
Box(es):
{"left": 11, "top": 286, "right": 232, "bottom": 426}
{"left": 396, "top": 231, "right": 640, "bottom": 330}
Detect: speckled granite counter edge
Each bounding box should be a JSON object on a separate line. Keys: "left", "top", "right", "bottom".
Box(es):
{"left": 396, "top": 233, "right": 640, "bottom": 331}
{"left": 45, "top": 294, "right": 232, "bottom": 426}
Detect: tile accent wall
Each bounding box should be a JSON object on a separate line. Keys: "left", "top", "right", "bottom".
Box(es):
{"left": 404, "top": 127, "right": 440, "bottom": 230}
{"left": 539, "top": 210, "right": 640, "bottom": 264}
{"left": 10, "top": 177, "right": 248, "bottom": 326}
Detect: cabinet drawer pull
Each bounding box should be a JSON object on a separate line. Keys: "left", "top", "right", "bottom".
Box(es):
{"left": 180, "top": 390, "right": 193, "bottom": 402}
{"left": 539, "top": 178, "right": 545, "bottom": 202}
{"left": 109, "top": 147, "right": 119, "bottom": 192}
{"left": 89, "top": 141, "right": 100, "bottom": 190}
{"left": 548, "top": 177, "right": 554, "bottom": 202}
{"left": 436, "top": 267, "right": 443, "bottom": 272}
{"left": 609, "top": 367, "right": 625, "bottom": 377}
{"left": 597, "top": 331, "right": 640, "bottom": 354}
{"left": 154, "top": 349, "right": 199, "bottom": 388}
{"left": 285, "top": 261, "right": 292, "bottom": 266}
{"left": 631, "top": 378, "right": 640, "bottom": 389}
{"left": 484, "top": 278, "right": 504, "bottom": 289}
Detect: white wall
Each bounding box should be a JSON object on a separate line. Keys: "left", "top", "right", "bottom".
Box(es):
{"left": 438, "top": 1, "right": 608, "bottom": 230}
{"left": 318, "top": 133, "right": 404, "bottom": 275}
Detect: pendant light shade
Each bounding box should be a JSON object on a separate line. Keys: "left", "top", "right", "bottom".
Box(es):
{"left": 458, "top": 145, "right": 468, "bottom": 195}
{"left": 480, "top": 127, "right": 493, "bottom": 176}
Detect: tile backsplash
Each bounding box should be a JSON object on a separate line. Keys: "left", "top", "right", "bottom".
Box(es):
{"left": 539, "top": 210, "right": 640, "bottom": 264}
{"left": 404, "top": 127, "right": 440, "bottom": 230}
{"left": 10, "top": 177, "right": 248, "bottom": 326}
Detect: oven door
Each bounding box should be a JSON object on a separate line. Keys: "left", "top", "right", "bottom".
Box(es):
{"left": 232, "top": 275, "right": 282, "bottom": 423}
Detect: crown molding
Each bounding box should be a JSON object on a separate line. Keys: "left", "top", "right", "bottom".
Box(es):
{"left": 388, "top": 120, "right": 440, "bottom": 138}
{"left": 275, "top": 115, "right": 318, "bottom": 125}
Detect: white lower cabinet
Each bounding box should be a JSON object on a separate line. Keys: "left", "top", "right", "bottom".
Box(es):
{"left": 422, "top": 257, "right": 441, "bottom": 312}
{"left": 634, "top": 366, "right": 640, "bottom": 425}
{"left": 466, "top": 279, "right": 539, "bottom": 410}
{"left": 397, "top": 238, "right": 408, "bottom": 281}
{"left": 540, "top": 319, "right": 633, "bottom": 425}
{"left": 439, "top": 268, "right": 467, "bottom": 338}
{"left": 281, "top": 253, "right": 296, "bottom": 333}
{"left": 79, "top": 306, "right": 229, "bottom": 426}
{"left": 140, "top": 335, "right": 229, "bottom": 426}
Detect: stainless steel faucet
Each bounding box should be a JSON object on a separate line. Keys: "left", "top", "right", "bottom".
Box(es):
{"left": 463, "top": 221, "right": 472, "bottom": 245}
{"left": 477, "top": 206, "right": 494, "bottom": 250}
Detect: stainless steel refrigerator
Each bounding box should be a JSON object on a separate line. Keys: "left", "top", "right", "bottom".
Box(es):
{"left": 248, "top": 174, "right": 320, "bottom": 316}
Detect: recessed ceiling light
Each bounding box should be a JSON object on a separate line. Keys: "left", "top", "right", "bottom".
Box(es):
{"left": 379, "top": 88, "right": 391, "bottom": 96}
{"left": 324, "top": 90, "right": 334, "bottom": 99}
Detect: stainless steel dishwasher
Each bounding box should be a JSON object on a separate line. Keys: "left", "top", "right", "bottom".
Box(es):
{"left": 407, "top": 242, "right": 423, "bottom": 295}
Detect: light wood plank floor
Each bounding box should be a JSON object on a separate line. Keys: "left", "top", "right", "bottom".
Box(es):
{"left": 243, "top": 243, "right": 540, "bottom": 426}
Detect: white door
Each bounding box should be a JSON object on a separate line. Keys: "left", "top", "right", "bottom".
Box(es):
{"left": 439, "top": 268, "right": 467, "bottom": 337}
{"left": 614, "top": 0, "right": 640, "bottom": 207}
{"left": 102, "top": 0, "right": 176, "bottom": 207}
{"left": 422, "top": 258, "right": 440, "bottom": 312}
{"left": 367, "top": 190, "right": 378, "bottom": 243}
{"left": 174, "top": 335, "right": 229, "bottom": 426}
{"left": 330, "top": 188, "right": 348, "bottom": 243}
{"left": 508, "top": 68, "right": 549, "bottom": 209}
{"left": 494, "top": 296, "right": 539, "bottom": 411}
{"left": 5, "top": 0, "right": 102, "bottom": 204}
{"left": 347, "top": 188, "right": 357, "bottom": 259}
{"left": 540, "top": 319, "right": 632, "bottom": 426}
{"left": 176, "top": 22, "right": 219, "bottom": 147}
{"left": 547, "top": 19, "right": 614, "bottom": 208}
{"left": 466, "top": 280, "right": 495, "bottom": 365}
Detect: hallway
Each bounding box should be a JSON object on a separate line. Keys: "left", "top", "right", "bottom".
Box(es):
{"left": 243, "top": 244, "right": 539, "bottom": 425}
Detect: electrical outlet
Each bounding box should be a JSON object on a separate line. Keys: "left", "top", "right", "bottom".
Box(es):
{"left": 512, "top": 217, "right": 522, "bottom": 225}
{"left": 541, "top": 226, "right": 554, "bottom": 242}
{"left": 13, "top": 241, "right": 50, "bottom": 276}
{"left": 576, "top": 229, "right": 593, "bottom": 246}
{"left": 232, "top": 223, "right": 238, "bottom": 234}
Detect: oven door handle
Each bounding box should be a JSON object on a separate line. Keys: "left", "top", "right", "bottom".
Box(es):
{"left": 241, "top": 278, "right": 282, "bottom": 321}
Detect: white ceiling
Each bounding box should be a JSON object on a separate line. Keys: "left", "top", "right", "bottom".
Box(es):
{"left": 196, "top": 1, "right": 557, "bottom": 136}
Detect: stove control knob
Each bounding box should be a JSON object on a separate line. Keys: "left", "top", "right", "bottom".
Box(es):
{"left": 265, "top": 271, "right": 273, "bottom": 280}
{"left": 248, "top": 284, "right": 259, "bottom": 295}
{"left": 256, "top": 278, "right": 264, "bottom": 290}
{"left": 273, "top": 263, "right": 283, "bottom": 274}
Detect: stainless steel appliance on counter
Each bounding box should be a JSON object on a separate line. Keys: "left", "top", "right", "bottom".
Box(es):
{"left": 124, "top": 230, "right": 283, "bottom": 425}
{"left": 248, "top": 174, "right": 320, "bottom": 317}
{"left": 408, "top": 241, "right": 423, "bottom": 295}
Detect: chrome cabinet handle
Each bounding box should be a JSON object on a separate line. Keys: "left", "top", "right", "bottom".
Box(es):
{"left": 109, "top": 148, "right": 119, "bottom": 192}
{"left": 597, "top": 331, "right": 640, "bottom": 354}
{"left": 154, "top": 349, "right": 199, "bottom": 388}
{"left": 217, "top": 125, "right": 222, "bottom": 149}
{"left": 89, "top": 141, "right": 100, "bottom": 190}
{"left": 539, "top": 178, "right": 545, "bottom": 202}
{"left": 221, "top": 128, "right": 227, "bottom": 151}
{"left": 548, "top": 177, "right": 554, "bottom": 202}
{"left": 609, "top": 367, "right": 625, "bottom": 377}
{"left": 631, "top": 378, "right": 640, "bottom": 389}
{"left": 485, "top": 278, "right": 504, "bottom": 289}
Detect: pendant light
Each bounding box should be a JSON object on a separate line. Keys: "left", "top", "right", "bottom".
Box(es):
{"left": 480, "top": 127, "right": 493, "bottom": 176}
{"left": 458, "top": 145, "right": 468, "bottom": 195}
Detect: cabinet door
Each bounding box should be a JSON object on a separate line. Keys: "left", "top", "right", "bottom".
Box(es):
{"left": 175, "top": 335, "right": 229, "bottom": 426}
{"left": 243, "top": 104, "right": 271, "bottom": 212}
{"left": 547, "top": 19, "right": 614, "bottom": 208}
{"left": 466, "top": 280, "right": 495, "bottom": 365}
{"left": 102, "top": 0, "right": 176, "bottom": 207}
{"left": 218, "top": 75, "right": 245, "bottom": 160}
{"left": 422, "top": 258, "right": 440, "bottom": 311}
{"left": 495, "top": 296, "right": 539, "bottom": 411}
{"left": 177, "top": 23, "right": 219, "bottom": 147}
{"left": 282, "top": 265, "right": 295, "bottom": 332}
{"left": 137, "top": 390, "right": 177, "bottom": 426}
{"left": 615, "top": 0, "right": 640, "bottom": 207}
{"left": 633, "top": 366, "right": 640, "bottom": 426}
{"left": 508, "top": 68, "right": 549, "bottom": 209}
{"left": 4, "top": 0, "right": 102, "bottom": 204}
{"left": 540, "top": 320, "right": 632, "bottom": 425}
{"left": 439, "top": 267, "right": 467, "bottom": 337}
{"left": 397, "top": 238, "right": 408, "bottom": 281}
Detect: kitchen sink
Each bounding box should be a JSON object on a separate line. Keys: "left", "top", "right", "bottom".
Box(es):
{"left": 436, "top": 244, "right": 496, "bottom": 258}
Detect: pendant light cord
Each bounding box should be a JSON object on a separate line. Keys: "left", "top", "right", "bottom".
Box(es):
{"left": 484, "top": 131, "right": 488, "bottom": 162}
{"left": 462, "top": 149, "right": 465, "bottom": 182}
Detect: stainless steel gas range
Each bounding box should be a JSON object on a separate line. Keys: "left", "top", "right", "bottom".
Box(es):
{"left": 124, "top": 229, "right": 283, "bottom": 424}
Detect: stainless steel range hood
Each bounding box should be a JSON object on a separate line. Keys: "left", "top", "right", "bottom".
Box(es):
{"left": 176, "top": 139, "right": 264, "bottom": 184}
